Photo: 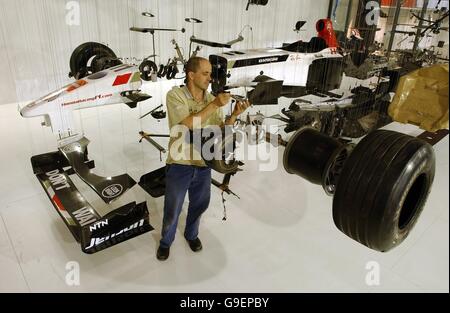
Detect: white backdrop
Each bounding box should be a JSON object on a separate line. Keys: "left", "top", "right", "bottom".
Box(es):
{"left": 0, "top": 0, "right": 330, "bottom": 105}
{"left": 0, "top": 1, "right": 448, "bottom": 292}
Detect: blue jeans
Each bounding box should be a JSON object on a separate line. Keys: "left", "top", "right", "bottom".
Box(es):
{"left": 160, "top": 163, "right": 211, "bottom": 248}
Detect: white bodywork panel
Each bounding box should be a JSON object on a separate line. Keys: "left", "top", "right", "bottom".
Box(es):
{"left": 20, "top": 64, "right": 143, "bottom": 138}
{"left": 217, "top": 47, "right": 342, "bottom": 88}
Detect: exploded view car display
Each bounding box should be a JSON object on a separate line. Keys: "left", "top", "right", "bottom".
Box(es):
{"left": 19, "top": 17, "right": 447, "bottom": 254}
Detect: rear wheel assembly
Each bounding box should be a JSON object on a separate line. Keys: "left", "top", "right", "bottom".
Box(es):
{"left": 332, "top": 130, "right": 435, "bottom": 252}
{"left": 283, "top": 127, "right": 435, "bottom": 252}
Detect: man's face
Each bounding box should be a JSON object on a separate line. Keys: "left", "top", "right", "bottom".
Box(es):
{"left": 189, "top": 60, "right": 212, "bottom": 91}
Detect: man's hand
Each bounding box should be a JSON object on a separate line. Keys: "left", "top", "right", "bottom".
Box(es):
{"left": 232, "top": 99, "right": 251, "bottom": 117}
{"left": 213, "top": 93, "right": 231, "bottom": 107}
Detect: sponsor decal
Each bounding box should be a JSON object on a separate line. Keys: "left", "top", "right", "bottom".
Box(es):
{"left": 72, "top": 207, "right": 98, "bottom": 227}
{"left": 232, "top": 55, "right": 288, "bottom": 68}
{"left": 102, "top": 184, "right": 123, "bottom": 198}
{"left": 42, "top": 172, "right": 75, "bottom": 225}
{"left": 89, "top": 219, "right": 109, "bottom": 232}
{"left": 45, "top": 180, "right": 71, "bottom": 219}
{"left": 62, "top": 93, "right": 112, "bottom": 106}
{"left": 85, "top": 219, "right": 145, "bottom": 249}
{"left": 258, "top": 57, "right": 278, "bottom": 63}
{"left": 46, "top": 169, "right": 70, "bottom": 191}
{"left": 42, "top": 169, "right": 99, "bottom": 227}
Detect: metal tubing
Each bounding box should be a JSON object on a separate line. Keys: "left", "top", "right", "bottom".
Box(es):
{"left": 413, "top": 0, "right": 429, "bottom": 52}
{"left": 387, "top": 0, "right": 402, "bottom": 58}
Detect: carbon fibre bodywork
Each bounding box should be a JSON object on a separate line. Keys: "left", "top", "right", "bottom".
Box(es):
{"left": 31, "top": 149, "right": 153, "bottom": 254}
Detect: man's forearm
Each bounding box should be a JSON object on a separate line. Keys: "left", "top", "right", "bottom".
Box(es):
{"left": 181, "top": 101, "right": 220, "bottom": 129}
{"left": 225, "top": 113, "right": 238, "bottom": 126}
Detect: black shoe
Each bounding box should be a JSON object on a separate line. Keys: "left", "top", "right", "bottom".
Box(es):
{"left": 186, "top": 237, "right": 202, "bottom": 252}
{"left": 157, "top": 245, "right": 170, "bottom": 261}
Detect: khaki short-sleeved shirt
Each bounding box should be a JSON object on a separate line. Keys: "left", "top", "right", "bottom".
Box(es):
{"left": 166, "top": 86, "right": 224, "bottom": 166}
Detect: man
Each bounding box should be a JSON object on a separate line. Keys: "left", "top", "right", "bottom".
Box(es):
{"left": 157, "top": 56, "right": 250, "bottom": 261}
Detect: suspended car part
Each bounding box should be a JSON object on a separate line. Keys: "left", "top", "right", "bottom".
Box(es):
{"left": 151, "top": 109, "right": 166, "bottom": 120}
{"left": 141, "top": 12, "right": 155, "bottom": 17}
{"left": 197, "top": 127, "right": 241, "bottom": 174}
{"left": 157, "top": 64, "right": 165, "bottom": 77}
{"left": 139, "top": 59, "right": 158, "bottom": 81}
{"left": 332, "top": 130, "right": 435, "bottom": 252}
{"left": 185, "top": 17, "right": 203, "bottom": 23}
{"left": 321, "top": 143, "right": 353, "bottom": 196}
{"left": 283, "top": 128, "right": 435, "bottom": 252}
{"left": 166, "top": 64, "right": 179, "bottom": 80}
{"left": 294, "top": 20, "right": 306, "bottom": 32}
{"left": 157, "top": 60, "right": 171, "bottom": 78}
{"left": 69, "top": 42, "right": 122, "bottom": 79}
{"left": 30, "top": 148, "right": 153, "bottom": 254}
{"left": 89, "top": 54, "right": 118, "bottom": 74}
{"left": 139, "top": 104, "right": 165, "bottom": 120}
{"left": 165, "top": 65, "right": 173, "bottom": 80}
{"left": 283, "top": 127, "right": 349, "bottom": 187}
{"left": 246, "top": 0, "right": 269, "bottom": 11}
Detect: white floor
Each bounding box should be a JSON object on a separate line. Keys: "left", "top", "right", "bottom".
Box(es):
{"left": 0, "top": 81, "right": 448, "bottom": 292}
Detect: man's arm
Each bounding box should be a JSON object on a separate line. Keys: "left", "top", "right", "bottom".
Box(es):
{"left": 180, "top": 93, "right": 231, "bottom": 129}
{"left": 224, "top": 113, "right": 238, "bottom": 126}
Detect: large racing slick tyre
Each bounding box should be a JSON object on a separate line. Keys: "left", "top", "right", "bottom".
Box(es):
{"left": 332, "top": 130, "right": 435, "bottom": 252}
{"left": 69, "top": 42, "right": 121, "bottom": 79}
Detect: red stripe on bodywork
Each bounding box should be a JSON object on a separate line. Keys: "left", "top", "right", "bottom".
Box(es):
{"left": 52, "top": 195, "right": 65, "bottom": 211}
{"left": 112, "top": 73, "right": 132, "bottom": 86}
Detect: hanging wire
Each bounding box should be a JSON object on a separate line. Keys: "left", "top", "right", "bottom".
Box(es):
{"left": 119, "top": 0, "right": 132, "bottom": 175}
{"left": 221, "top": 190, "right": 227, "bottom": 221}
{"left": 0, "top": 5, "right": 16, "bottom": 100}
{"left": 95, "top": 0, "right": 101, "bottom": 41}
{"left": 43, "top": 0, "right": 65, "bottom": 147}
{"left": 137, "top": 0, "right": 146, "bottom": 174}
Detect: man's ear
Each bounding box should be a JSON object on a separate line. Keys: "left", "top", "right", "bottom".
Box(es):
{"left": 188, "top": 71, "right": 195, "bottom": 81}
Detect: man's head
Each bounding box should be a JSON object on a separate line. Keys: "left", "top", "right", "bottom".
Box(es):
{"left": 185, "top": 57, "right": 212, "bottom": 91}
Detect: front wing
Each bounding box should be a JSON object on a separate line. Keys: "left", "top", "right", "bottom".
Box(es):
{"left": 31, "top": 151, "right": 153, "bottom": 254}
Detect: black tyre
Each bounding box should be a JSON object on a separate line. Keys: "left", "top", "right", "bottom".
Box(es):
{"left": 139, "top": 59, "right": 158, "bottom": 81}
{"left": 160, "top": 65, "right": 168, "bottom": 78}
{"left": 333, "top": 130, "right": 435, "bottom": 252}
{"left": 166, "top": 65, "right": 174, "bottom": 80}
{"left": 69, "top": 42, "right": 120, "bottom": 79}
{"left": 168, "top": 66, "right": 179, "bottom": 79}
{"left": 157, "top": 64, "right": 165, "bottom": 77}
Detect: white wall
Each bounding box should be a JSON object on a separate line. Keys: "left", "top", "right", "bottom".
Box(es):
{"left": 0, "top": 0, "right": 331, "bottom": 105}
